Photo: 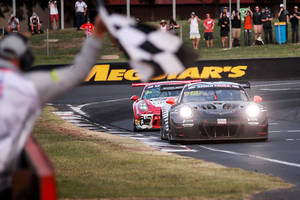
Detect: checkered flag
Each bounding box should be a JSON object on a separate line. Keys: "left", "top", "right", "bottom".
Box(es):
{"left": 97, "top": 2, "right": 197, "bottom": 82}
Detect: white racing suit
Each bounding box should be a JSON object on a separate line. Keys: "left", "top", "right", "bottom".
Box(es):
{"left": 0, "top": 36, "right": 102, "bottom": 191}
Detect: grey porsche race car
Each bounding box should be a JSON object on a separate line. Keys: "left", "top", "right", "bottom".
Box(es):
{"left": 160, "top": 81, "right": 268, "bottom": 143}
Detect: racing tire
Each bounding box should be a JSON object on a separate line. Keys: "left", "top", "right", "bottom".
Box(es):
{"left": 160, "top": 128, "right": 168, "bottom": 140}
{"left": 133, "top": 119, "right": 138, "bottom": 132}
{"left": 168, "top": 127, "right": 176, "bottom": 144}
{"left": 160, "top": 113, "right": 168, "bottom": 140}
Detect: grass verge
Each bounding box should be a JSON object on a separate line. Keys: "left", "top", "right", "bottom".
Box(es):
{"left": 34, "top": 107, "right": 292, "bottom": 200}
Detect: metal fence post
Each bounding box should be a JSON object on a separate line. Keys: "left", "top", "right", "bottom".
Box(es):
{"left": 47, "top": 29, "right": 49, "bottom": 56}
{"left": 180, "top": 24, "right": 183, "bottom": 41}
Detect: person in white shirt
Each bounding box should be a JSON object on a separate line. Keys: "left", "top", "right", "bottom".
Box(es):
{"left": 75, "top": 0, "right": 88, "bottom": 30}
{"left": 29, "top": 12, "right": 41, "bottom": 34}
{"left": 160, "top": 19, "right": 167, "bottom": 32}
{"left": 188, "top": 12, "right": 201, "bottom": 50}
{"left": 7, "top": 14, "right": 20, "bottom": 32}
{"left": 0, "top": 17, "right": 106, "bottom": 199}
{"left": 48, "top": 0, "right": 60, "bottom": 29}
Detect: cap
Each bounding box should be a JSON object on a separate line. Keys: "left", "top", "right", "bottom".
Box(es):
{"left": 294, "top": 6, "right": 298, "bottom": 9}
{"left": 160, "top": 19, "right": 166, "bottom": 24}
{"left": 265, "top": 7, "right": 269, "bottom": 10}
{"left": 0, "top": 34, "right": 27, "bottom": 60}
{"left": 32, "top": 12, "right": 37, "bottom": 16}
{"left": 280, "top": 4, "right": 284, "bottom": 8}
{"left": 191, "top": 12, "right": 195, "bottom": 15}
{"left": 0, "top": 33, "right": 34, "bottom": 71}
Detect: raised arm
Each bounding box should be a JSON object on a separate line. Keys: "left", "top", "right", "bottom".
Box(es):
{"left": 25, "top": 17, "right": 106, "bottom": 106}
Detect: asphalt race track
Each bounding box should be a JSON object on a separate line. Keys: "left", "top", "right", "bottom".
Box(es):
{"left": 53, "top": 80, "right": 300, "bottom": 198}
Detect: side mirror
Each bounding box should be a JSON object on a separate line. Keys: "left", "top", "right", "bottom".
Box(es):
{"left": 253, "top": 96, "right": 263, "bottom": 103}
{"left": 166, "top": 97, "right": 176, "bottom": 105}
{"left": 130, "top": 95, "right": 138, "bottom": 101}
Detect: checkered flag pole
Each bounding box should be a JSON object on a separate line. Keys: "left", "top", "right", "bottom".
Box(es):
{"left": 97, "top": 0, "right": 198, "bottom": 82}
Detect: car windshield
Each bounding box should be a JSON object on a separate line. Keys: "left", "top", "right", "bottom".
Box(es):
{"left": 181, "top": 88, "right": 248, "bottom": 103}
{"left": 142, "top": 85, "right": 181, "bottom": 99}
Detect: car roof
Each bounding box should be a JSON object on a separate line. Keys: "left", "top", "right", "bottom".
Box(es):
{"left": 132, "top": 80, "right": 202, "bottom": 87}
{"left": 186, "top": 81, "right": 243, "bottom": 88}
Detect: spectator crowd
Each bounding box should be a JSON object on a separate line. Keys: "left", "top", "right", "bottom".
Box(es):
{"left": 184, "top": 3, "right": 300, "bottom": 49}
{"left": 5, "top": 0, "right": 91, "bottom": 36}
{"left": 158, "top": 3, "right": 300, "bottom": 49}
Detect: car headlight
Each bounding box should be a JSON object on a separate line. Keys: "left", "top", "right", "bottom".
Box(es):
{"left": 180, "top": 106, "right": 193, "bottom": 118}
{"left": 138, "top": 101, "right": 149, "bottom": 112}
{"left": 246, "top": 104, "right": 260, "bottom": 118}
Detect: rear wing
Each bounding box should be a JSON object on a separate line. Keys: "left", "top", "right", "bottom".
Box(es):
{"left": 132, "top": 80, "right": 201, "bottom": 87}
{"left": 239, "top": 81, "right": 250, "bottom": 89}
{"left": 160, "top": 84, "right": 185, "bottom": 92}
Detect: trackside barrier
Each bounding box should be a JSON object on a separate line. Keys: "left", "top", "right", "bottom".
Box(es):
{"left": 31, "top": 57, "right": 300, "bottom": 84}
{"left": 12, "top": 136, "right": 57, "bottom": 200}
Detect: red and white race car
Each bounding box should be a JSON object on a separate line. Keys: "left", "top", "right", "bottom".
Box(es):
{"left": 130, "top": 80, "right": 201, "bottom": 131}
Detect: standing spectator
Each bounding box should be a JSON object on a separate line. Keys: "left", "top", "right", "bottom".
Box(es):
{"left": 168, "top": 19, "right": 180, "bottom": 36}
{"left": 253, "top": 6, "right": 263, "bottom": 42}
{"left": 160, "top": 20, "right": 167, "bottom": 32}
{"left": 188, "top": 12, "right": 201, "bottom": 50}
{"left": 244, "top": 8, "right": 253, "bottom": 46}
{"left": 48, "top": 0, "right": 60, "bottom": 30}
{"left": 220, "top": 7, "right": 231, "bottom": 19}
{"left": 218, "top": 12, "right": 230, "bottom": 48}
{"left": 278, "top": 3, "right": 289, "bottom": 43}
{"left": 29, "top": 12, "right": 41, "bottom": 34}
{"left": 80, "top": 18, "right": 94, "bottom": 37}
{"left": 290, "top": 6, "right": 300, "bottom": 43}
{"left": 262, "top": 7, "right": 273, "bottom": 44}
{"left": 203, "top": 13, "right": 215, "bottom": 48}
{"left": 7, "top": 14, "right": 20, "bottom": 32}
{"left": 75, "top": 0, "right": 88, "bottom": 30}
{"left": 231, "top": 10, "right": 241, "bottom": 47}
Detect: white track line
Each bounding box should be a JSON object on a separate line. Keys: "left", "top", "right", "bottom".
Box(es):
{"left": 253, "top": 81, "right": 300, "bottom": 88}
{"left": 199, "top": 145, "right": 300, "bottom": 168}
{"left": 77, "top": 98, "right": 128, "bottom": 109}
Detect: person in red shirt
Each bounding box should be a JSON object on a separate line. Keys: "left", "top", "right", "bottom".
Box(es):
{"left": 244, "top": 8, "right": 253, "bottom": 46}
{"left": 203, "top": 13, "right": 215, "bottom": 48}
{"left": 80, "top": 18, "right": 94, "bottom": 37}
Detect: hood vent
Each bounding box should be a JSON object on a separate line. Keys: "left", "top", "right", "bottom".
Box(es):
{"left": 223, "top": 103, "right": 238, "bottom": 110}
{"left": 201, "top": 104, "right": 217, "bottom": 110}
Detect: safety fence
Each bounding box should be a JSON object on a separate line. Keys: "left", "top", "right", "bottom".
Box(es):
{"left": 32, "top": 57, "right": 300, "bottom": 84}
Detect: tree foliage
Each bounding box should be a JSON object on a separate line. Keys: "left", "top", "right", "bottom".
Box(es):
{"left": 0, "top": 0, "right": 49, "bottom": 20}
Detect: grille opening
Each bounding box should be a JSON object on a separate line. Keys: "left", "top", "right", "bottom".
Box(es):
{"left": 200, "top": 125, "right": 240, "bottom": 138}
{"left": 223, "top": 103, "right": 238, "bottom": 110}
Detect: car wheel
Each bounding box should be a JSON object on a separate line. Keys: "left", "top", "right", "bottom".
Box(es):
{"left": 133, "top": 119, "right": 138, "bottom": 132}
{"left": 168, "top": 128, "right": 176, "bottom": 144}
{"left": 160, "top": 127, "right": 167, "bottom": 140}
{"left": 160, "top": 114, "right": 167, "bottom": 140}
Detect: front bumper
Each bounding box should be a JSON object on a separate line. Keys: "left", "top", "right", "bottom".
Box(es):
{"left": 169, "top": 113, "right": 268, "bottom": 141}
{"left": 135, "top": 114, "right": 161, "bottom": 130}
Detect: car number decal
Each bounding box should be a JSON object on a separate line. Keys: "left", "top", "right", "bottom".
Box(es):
{"left": 217, "top": 118, "right": 227, "bottom": 125}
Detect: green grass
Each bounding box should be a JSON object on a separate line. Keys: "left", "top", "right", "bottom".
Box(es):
{"left": 29, "top": 20, "right": 300, "bottom": 65}
{"left": 34, "top": 107, "right": 292, "bottom": 199}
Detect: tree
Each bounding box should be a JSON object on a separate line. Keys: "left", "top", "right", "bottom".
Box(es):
{"left": 0, "top": 0, "right": 49, "bottom": 20}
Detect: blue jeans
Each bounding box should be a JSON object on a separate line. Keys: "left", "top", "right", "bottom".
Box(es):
{"left": 76, "top": 12, "right": 85, "bottom": 30}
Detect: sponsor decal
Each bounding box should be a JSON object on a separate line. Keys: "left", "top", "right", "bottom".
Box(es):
{"left": 85, "top": 64, "right": 247, "bottom": 82}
